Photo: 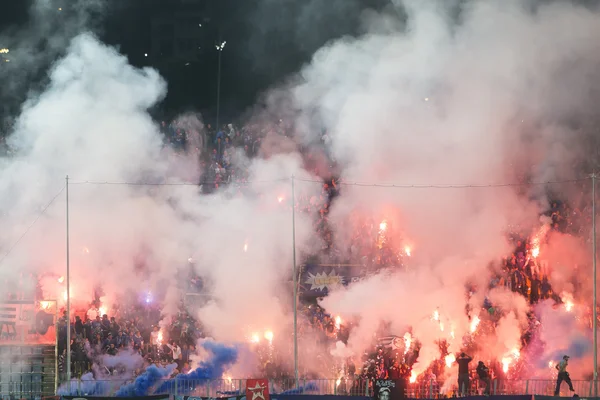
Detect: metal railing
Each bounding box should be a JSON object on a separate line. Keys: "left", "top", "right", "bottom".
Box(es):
{"left": 53, "top": 378, "right": 600, "bottom": 397}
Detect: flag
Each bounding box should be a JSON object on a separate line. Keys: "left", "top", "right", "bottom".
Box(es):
{"left": 246, "top": 379, "right": 269, "bottom": 400}
{"left": 378, "top": 336, "right": 403, "bottom": 350}
{"left": 373, "top": 379, "right": 404, "bottom": 400}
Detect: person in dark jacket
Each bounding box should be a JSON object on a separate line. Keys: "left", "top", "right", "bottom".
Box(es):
{"left": 456, "top": 352, "right": 472, "bottom": 395}
{"left": 476, "top": 361, "right": 491, "bottom": 395}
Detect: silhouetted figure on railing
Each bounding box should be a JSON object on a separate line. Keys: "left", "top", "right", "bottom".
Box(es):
{"left": 456, "top": 353, "right": 472, "bottom": 396}
{"left": 554, "top": 355, "right": 576, "bottom": 396}
{"left": 476, "top": 361, "right": 491, "bottom": 395}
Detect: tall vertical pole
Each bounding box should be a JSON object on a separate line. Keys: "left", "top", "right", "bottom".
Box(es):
{"left": 291, "top": 175, "right": 299, "bottom": 384}
{"left": 593, "top": 173, "right": 598, "bottom": 397}
{"left": 65, "top": 175, "right": 71, "bottom": 382}
{"left": 216, "top": 40, "right": 223, "bottom": 130}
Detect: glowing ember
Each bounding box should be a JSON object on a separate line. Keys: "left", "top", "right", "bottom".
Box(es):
{"left": 58, "top": 276, "right": 65, "bottom": 283}
{"left": 432, "top": 310, "right": 440, "bottom": 321}
{"left": 445, "top": 353, "right": 456, "bottom": 367}
{"left": 335, "top": 316, "right": 342, "bottom": 330}
{"left": 243, "top": 242, "right": 248, "bottom": 252}
{"left": 409, "top": 370, "right": 417, "bottom": 383}
{"left": 250, "top": 333, "right": 260, "bottom": 343}
{"left": 562, "top": 292, "right": 575, "bottom": 312}
{"left": 450, "top": 330, "right": 455, "bottom": 339}
{"left": 277, "top": 196, "right": 284, "bottom": 203}
{"left": 502, "top": 347, "right": 521, "bottom": 373}
{"left": 379, "top": 220, "right": 387, "bottom": 231}
{"left": 439, "top": 322, "right": 445, "bottom": 332}
{"left": 264, "top": 330, "right": 274, "bottom": 343}
{"left": 502, "top": 357, "right": 511, "bottom": 373}
{"left": 470, "top": 315, "right": 480, "bottom": 333}
{"left": 404, "top": 246, "right": 411, "bottom": 257}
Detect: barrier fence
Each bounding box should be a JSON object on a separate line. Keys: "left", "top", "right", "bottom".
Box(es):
{"left": 52, "top": 378, "right": 597, "bottom": 397}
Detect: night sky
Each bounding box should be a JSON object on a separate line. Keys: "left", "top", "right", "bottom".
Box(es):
{"left": 0, "top": 0, "right": 393, "bottom": 124}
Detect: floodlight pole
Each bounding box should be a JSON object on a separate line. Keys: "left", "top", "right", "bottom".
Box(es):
{"left": 593, "top": 173, "right": 598, "bottom": 397}
{"left": 291, "top": 175, "right": 299, "bottom": 385}
{"left": 66, "top": 175, "right": 71, "bottom": 382}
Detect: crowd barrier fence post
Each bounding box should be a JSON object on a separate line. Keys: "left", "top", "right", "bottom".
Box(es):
{"left": 525, "top": 380, "right": 529, "bottom": 394}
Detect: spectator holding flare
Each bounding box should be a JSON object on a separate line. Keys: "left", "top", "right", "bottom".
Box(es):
{"left": 476, "top": 361, "right": 491, "bottom": 395}
{"left": 456, "top": 352, "right": 472, "bottom": 396}
{"left": 554, "top": 355, "right": 576, "bottom": 396}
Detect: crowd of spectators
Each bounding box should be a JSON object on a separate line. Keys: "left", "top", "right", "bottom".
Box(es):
{"left": 57, "top": 303, "right": 204, "bottom": 379}
{"left": 5, "top": 116, "right": 594, "bottom": 391}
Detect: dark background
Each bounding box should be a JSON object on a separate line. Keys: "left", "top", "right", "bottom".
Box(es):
{"left": 0, "top": 0, "right": 393, "bottom": 126}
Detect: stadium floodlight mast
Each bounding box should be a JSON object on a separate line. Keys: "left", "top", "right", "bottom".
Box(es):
{"left": 215, "top": 39, "right": 226, "bottom": 130}
{"left": 593, "top": 172, "right": 598, "bottom": 397}
{"left": 65, "top": 175, "right": 72, "bottom": 382}
{"left": 291, "top": 175, "right": 299, "bottom": 385}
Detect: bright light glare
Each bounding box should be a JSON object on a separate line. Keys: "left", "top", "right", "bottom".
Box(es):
{"left": 264, "top": 330, "right": 274, "bottom": 342}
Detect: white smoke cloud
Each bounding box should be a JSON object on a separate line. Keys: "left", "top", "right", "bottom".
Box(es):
{"left": 288, "top": 0, "right": 600, "bottom": 379}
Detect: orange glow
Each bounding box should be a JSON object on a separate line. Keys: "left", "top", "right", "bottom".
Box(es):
{"left": 335, "top": 316, "right": 342, "bottom": 330}
{"left": 404, "top": 246, "right": 411, "bottom": 257}
{"left": 532, "top": 246, "right": 540, "bottom": 258}
{"left": 445, "top": 353, "right": 456, "bottom": 367}
{"left": 157, "top": 330, "right": 163, "bottom": 345}
{"left": 409, "top": 371, "right": 417, "bottom": 383}
{"left": 39, "top": 301, "right": 51, "bottom": 310}
{"left": 58, "top": 276, "right": 65, "bottom": 283}
{"left": 250, "top": 333, "right": 260, "bottom": 343}
{"left": 277, "top": 196, "right": 284, "bottom": 203}
{"left": 379, "top": 220, "right": 387, "bottom": 231}
{"left": 264, "top": 330, "right": 274, "bottom": 343}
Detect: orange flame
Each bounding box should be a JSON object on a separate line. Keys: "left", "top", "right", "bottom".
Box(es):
{"left": 445, "top": 353, "right": 456, "bottom": 367}
{"left": 409, "top": 370, "right": 417, "bottom": 383}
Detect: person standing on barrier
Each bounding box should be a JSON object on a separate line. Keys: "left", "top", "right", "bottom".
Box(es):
{"left": 456, "top": 352, "right": 472, "bottom": 396}
{"left": 554, "top": 355, "right": 576, "bottom": 396}
{"left": 476, "top": 361, "right": 491, "bottom": 395}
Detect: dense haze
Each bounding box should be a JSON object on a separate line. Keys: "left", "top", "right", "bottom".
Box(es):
{"left": 1, "top": 0, "right": 600, "bottom": 386}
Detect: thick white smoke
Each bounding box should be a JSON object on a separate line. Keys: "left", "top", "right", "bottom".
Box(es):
{"left": 287, "top": 0, "right": 600, "bottom": 379}
{"left": 0, "top": 28, "right": 318, "bottom": 355}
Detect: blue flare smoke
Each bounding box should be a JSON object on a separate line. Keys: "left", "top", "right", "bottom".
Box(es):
{"left": 279, "top": 382, "right": 319, "bottom": 394}
{"left": 115, "top": 364, "right": 176, "bottom": 396}
{"left": 153, "top": 340, "right": 239, "bottom": 395}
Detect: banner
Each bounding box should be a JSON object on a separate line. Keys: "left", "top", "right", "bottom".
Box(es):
{"left": 62, "top": 396, "right": 168, "bottom": 400}
{"left": 0, "top": 300, "right": 35, "bottom": 326}
{"left": 300, "top": 264, "right": 366, "bottom": 296}
{"left": 246, "top": 379, "right": 270, "bottom": 400}
{"left": 373, "top": 379, "right": 404, "bottom": 400}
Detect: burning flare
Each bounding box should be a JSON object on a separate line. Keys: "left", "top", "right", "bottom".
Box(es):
{"left": 470, "top": 315, "right": 480, "bottom": 333}
{"left": 250, "top": 333, "right": 260, "bottom": 343}
{"left": 335, "top": 316, "right": 342, "bottom": 330}
{"left": 409, "top": 370, "right": 417, "bottom": 383}
{"left": 264, "top": 330, "right": 274, "bottom": 343}
{"left": 445, "top": 353, "right": 456, "bottom": 368}
{"left": 403, "top": 332, "right": 412, "bottom": 354}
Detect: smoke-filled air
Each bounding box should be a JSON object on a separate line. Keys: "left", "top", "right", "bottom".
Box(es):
{"left": 2, "top": 0, "right": 600, "bottom": 397}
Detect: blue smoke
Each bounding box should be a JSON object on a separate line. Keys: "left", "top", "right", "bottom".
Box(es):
{"left": 115, "top": 364, "right": 176, "bottom": 397}
{"left": 153, "top": 341, "right": 238, "bottom": 395}
{"left": 279, "top": 382, "right": 319, "bottom": 394}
